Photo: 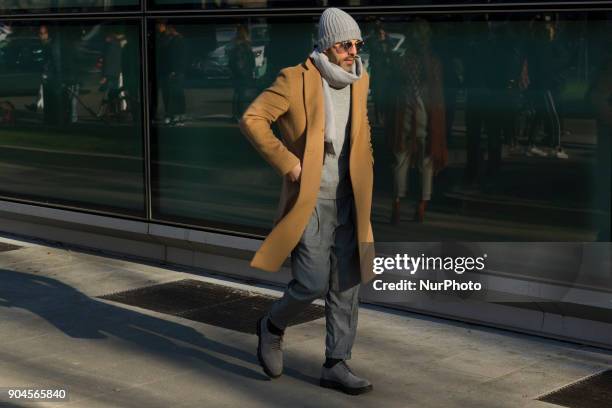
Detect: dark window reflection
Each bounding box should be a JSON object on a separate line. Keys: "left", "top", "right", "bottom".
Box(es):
{"left": 379, "top": 13, "right": 611, "bottom": 242}
{"left": 150, "top": 18, "right": 316, "bottom": 232}
{"left": 0, "top": 21, "right": 144, "bottom": 216}
{"left": 0, "top": 0, "right": 139, "bottom": 14}
{"left": 149, "top": 14, "right": 610, "bottom": 241}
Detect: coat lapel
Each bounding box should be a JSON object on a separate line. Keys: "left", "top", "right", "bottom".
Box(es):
{"left": 350, "top": 77, "right": 363, "bottom": 151}
{"left": 303, "top": 58, "right": 324, "bottom": 160}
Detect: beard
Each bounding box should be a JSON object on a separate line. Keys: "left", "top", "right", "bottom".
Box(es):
{"left": 324, "top": 48, "right": 355, "bottom": 72}
{"left": 341, "top": 58, "right": 354, "bottom": 72}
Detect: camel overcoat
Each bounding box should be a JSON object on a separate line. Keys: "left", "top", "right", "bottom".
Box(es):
{"left": 239, "top": 56, "right": 375, "bottom": 284}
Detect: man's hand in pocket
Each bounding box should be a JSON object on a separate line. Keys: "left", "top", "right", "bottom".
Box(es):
{"left": 288, "top": 163, "right": 302, "bottom": 182}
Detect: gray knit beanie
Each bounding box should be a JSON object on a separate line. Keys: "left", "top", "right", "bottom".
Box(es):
{"left": 317, "top": 8, "right": 362, "bottom": 51}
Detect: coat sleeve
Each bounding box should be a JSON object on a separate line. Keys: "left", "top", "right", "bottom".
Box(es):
{"left": 239, "top": 69, "right": 300, "bottom": 176}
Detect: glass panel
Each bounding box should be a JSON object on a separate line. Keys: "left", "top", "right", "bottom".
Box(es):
{"left": 0, "top": 0, "right": 139, "bottom": 14}
{"left": 370, "top": 13, "right": 611, "bottom": 244}
{"left": 149, "top": 13, "right": 610, "bottom": 241}
{"left": 149, "top": 17, "right": 316, "bottom": 233}
{"left": 0, "top": 21, "right": 144, "bottom": 216}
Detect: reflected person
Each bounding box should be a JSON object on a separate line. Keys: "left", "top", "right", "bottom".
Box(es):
{"left": 165, "top": 23, "right": 187, "bottom": 126}
{"left": 367, "top": 22, "right": 393, "bottom": 126}
{"left": 240, "top": 8, "right": 375, "bottom": 395}
{"left": 463, "top": 18, "right": 501, "bottom": 187}
{"left": 100, "top": 29, "right": 127, "bottom": 119}
{"left": 524, "top": 15, "right": 569, "bottom": 159}
{"left": 63, "top": 27, "right": 81, "bottom": 124}
{"left": 228, "top": 24, "right": 255, "bottom": 121}
{"left": 386, "top": 19, "right": 447, "bottom": 224}
{"left": 41, "top": 25, "right": 62, "bottom": 125}
{"left": 484, "top": 19, "right": 527, "bottom": 179}
{"left": 120, "top": 28, "right": 139, "bottom": 121}
{"left": 25, "top": 25, "right": 48, "bottom": 114}
{"left": 155, "top": 20, "right": 171, "bottom": 123}
{"left": 25, "top": 24, "right": 60, "bottom": 123}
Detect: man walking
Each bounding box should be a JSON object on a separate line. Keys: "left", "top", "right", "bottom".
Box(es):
{"left": 240, "top": 8, "right": 375, "bottom": 395}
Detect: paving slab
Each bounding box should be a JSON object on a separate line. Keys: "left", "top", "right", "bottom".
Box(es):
{"left": 0, "top": 235, "right": 611, "bottom": 408}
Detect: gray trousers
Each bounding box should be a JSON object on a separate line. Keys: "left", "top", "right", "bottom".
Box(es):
{"left": 268, "top": 194, "right": 361, "bottom": 360}
{"left": 393, "top": 147, "right": 433, "bottom": 201}
{"left": 394, "top": 95, "right": 433, "bottom": 200}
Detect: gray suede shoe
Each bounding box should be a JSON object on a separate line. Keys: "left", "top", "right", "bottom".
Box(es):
{"left": 256, "top": 316, "right": 283, "bottom": 378}
{"left": 320, "top": 361, "right": 373, "bottom": 395}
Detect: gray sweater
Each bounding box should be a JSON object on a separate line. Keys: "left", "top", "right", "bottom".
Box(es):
{"left": 318, "top": 84, "right": 352, "bottom": 199}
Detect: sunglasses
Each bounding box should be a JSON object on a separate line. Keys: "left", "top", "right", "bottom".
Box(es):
{"left": 333, "top": 40, "right": 364, "bottom": 52}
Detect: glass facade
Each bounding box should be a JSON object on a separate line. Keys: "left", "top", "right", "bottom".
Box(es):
{"left": 0, "top": 7, "right": 609, "bottom": 234}
{"left": 148, "top": 13, "right": 611, "bottom": 242}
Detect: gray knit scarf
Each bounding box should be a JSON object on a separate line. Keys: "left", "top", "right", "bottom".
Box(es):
{"left": 309, "top": 48, "right": 363, "bottom": 158}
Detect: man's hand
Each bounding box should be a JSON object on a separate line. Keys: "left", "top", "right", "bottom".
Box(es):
{"left": 288, "top": 163, "right": 302, "bottom": 182}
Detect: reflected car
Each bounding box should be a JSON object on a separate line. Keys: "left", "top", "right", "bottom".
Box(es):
{"left": 0, "top": 33, "right": 102, "bottom": 97}
{"left": 191, "top": 24, "right": 269, "bottom": 81}
{"left": 0, "top": 23, "right": 12, "bottom": 43}
{"left": 0, "top": 37, "right": 44, "bottom": 96}
{"left": 191, "top": 42, "right": 267, "bottom": 81}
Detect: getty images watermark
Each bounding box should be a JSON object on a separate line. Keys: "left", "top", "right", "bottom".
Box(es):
{"left": 371, "top": 253, "right": 487, "bottom": 292}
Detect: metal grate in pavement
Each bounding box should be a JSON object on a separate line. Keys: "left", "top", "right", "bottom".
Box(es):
{"left": 537, "top": 370, "right": 612, "bottom": 408}
{"left": 98, "top": 279, "right": 325, "bottom": 334}
{"left": 0, "top": 242, "right": 21, "bottom": 252}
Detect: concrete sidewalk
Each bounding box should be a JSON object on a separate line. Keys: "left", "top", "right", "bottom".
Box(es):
{"left": 0, "top": 234, "right": 610, "bottom": 408}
